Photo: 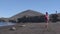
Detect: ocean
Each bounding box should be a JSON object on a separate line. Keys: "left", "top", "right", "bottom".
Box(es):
{"left": 0, "top": 22, "right": 15, "bottom": 26}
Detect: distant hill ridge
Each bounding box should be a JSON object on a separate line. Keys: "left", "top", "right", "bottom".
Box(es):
{"left": 10, "top": 10, "right": 44, "bottom": 20}
{"left": 0, "top": 10, "right": 60, "bottom": 22}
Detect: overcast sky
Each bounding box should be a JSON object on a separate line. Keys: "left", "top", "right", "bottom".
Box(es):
{"left": 0, "top": 0, "right": 60, "bottom": 18}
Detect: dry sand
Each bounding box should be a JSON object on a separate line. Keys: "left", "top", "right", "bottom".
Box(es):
{"left": 0, "top": 22, "right": 60, "bottom": 34}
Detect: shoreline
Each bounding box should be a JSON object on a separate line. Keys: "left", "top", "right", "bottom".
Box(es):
{"left": 0, "top": 22, "right": 60, "bottom": 34}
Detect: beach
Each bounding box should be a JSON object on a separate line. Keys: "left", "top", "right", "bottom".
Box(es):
{"left": 0, "top": 22, "right": 60, "bottom": 34}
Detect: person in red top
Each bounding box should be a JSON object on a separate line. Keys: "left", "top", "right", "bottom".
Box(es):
{"left": 45, "top": 12, "right": 49, "bottom": 29}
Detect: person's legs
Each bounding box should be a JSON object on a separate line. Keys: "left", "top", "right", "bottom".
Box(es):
{"left": 45, "top": 19, "right": 48, "bottom": 30}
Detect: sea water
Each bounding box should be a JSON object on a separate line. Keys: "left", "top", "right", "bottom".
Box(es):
{"left": 0, "top": 22, "right": 15, "bottom": 26}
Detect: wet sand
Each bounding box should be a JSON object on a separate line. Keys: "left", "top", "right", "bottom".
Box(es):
{"left": 0, "top": 22, "right": 60, "bottom": 34}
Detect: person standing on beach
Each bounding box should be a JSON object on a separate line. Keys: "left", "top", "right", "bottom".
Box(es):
{"left": 45, "top": 12, "right": 49, "bottom": 29}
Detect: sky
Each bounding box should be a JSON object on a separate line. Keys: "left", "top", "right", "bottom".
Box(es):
{"left": 0, "top": 0, "right": 60, "bottom": 18}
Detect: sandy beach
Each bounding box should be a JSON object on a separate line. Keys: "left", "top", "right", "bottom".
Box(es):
{"left": 0, "top": 22, "right": 60, "bottom": 34}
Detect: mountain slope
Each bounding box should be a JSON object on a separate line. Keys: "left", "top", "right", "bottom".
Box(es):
{"left": 10, "top": 10, "right": 44, "bottom": 20}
